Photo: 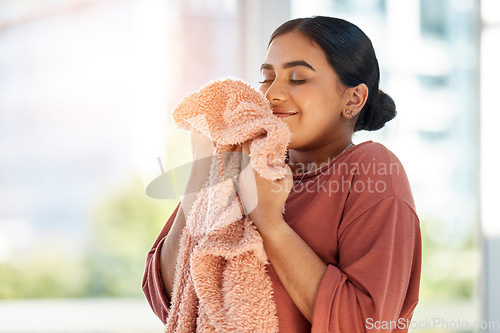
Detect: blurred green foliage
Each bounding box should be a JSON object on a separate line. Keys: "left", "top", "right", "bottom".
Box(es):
{"left": 0, "top": 177, "right": 177, "bottom": 299}
{"left": 419, "top": 216, "right": 480, "bottom": 301}
{"left": 0, "top": 245, "right": 88, "bottom": 298}
{"left": 85, "top": 178, "right": 177, "bottom": 297}
{"left": 0, "top": 178, "right": 479, "bottom": 301}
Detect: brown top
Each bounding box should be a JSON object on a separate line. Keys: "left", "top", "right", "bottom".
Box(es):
{"left": 142, "top": 141, "right": 421, "bottom": 332}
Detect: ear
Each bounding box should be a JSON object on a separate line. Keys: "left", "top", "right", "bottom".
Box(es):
{"left": 342, "top": 83, "right": 368, "bottom": 118}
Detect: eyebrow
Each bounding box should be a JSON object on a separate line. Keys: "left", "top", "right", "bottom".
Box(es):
{"left": 260, "top": 60, "right": 316, "bottom": 72}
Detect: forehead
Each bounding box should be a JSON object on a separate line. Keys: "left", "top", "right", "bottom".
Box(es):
{"left": 264, "top": 31, "right": 331, "bottom": 69}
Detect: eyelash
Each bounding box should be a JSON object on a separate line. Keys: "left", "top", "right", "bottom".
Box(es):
{"left": 290, "top": 79, "right": 306, "bottom": 85}
{"left": 259, "top": 79, "right": 306, "bottom": 85}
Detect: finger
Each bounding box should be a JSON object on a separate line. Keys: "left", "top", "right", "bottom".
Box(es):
{"left": 242, "top": 140, "right": 251, "bottom": 156}
{"left": 238, "top": 156, "right": 258, "bottom": 215}
{"left": 240, "top": 143, "right": 251, "bottom": 172}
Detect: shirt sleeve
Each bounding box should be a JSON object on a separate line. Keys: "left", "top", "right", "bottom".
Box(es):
{"left": 142, "top": 203, "right": 180, "bottom": 324}
{"left": 311, "top": 197, "right": 421, "bottom": 333}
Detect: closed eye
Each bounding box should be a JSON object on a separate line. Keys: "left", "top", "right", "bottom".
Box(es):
{"left": 290, "top": 79, "right": 306, "bottom": 85}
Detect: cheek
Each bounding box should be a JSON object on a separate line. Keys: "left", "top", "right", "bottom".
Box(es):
{"left": 289, "top": 86, "right": 316, "bottom": 110}
{"left": 293, "top": 82, "right": 340, "bottom": 107}
{"left": 292, "top": 88, "right": 340, "bottom": 122}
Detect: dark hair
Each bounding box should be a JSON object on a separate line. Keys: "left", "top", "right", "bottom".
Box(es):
{"left": 269, "top": 16, "right": 396, "bottom": 131}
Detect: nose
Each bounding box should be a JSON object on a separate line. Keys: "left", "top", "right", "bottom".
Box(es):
{"left": 262, "top": 79, "right": 287, "bottom": 103}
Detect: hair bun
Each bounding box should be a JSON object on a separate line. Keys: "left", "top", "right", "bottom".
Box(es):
{"left": 356, "top": 89, "right": 396, "bottom": 131}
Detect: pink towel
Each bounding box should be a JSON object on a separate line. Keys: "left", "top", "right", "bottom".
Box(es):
{"left": 166, "top": 78, "right": 290, "bottom": 332}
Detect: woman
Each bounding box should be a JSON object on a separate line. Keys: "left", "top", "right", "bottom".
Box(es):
{"left": 143, "top": 16, "right": 421, "bottom": 332}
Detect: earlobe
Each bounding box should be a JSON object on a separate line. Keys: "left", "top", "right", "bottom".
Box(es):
{"left": 343, "top": 109, "right": 354, "bottom": 118}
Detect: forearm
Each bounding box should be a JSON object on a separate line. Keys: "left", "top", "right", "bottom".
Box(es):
{"left": 258, "top": 217, "right": 327, "bottom": 322}
{"left": 160, "top": 208, "right": 186, "bottom": 298}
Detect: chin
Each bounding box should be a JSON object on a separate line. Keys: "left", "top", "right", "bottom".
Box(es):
{"left": 286, "top": 134, "right": 298, "bottom": 150}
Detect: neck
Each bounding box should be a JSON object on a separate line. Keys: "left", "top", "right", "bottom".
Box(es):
{"left": 288, "top": 139, "right": 353, "bottom": 175}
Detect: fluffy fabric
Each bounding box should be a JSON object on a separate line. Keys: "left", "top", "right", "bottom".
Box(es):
{"left": 166, "top": 78, "right": 291, "bottom": 332}
{"left": 173, "top": 78, "right": 290, "bottom": 180}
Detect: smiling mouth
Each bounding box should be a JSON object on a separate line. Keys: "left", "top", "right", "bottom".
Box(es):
{"left": 272, "top": 109, "right": 298, "bottom": 118}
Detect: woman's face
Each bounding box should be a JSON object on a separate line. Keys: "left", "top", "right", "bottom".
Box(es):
{"left": 260, "top": 31, "right": 348, "bottom": 150}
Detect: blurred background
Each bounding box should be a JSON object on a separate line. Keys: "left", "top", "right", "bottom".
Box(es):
{"left": 0, "top": 0, "right": 498, "bottom": 332}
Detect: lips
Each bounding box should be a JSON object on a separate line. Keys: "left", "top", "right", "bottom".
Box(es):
{"left": 272, "top": 108, "right": 298, "bottom": 118}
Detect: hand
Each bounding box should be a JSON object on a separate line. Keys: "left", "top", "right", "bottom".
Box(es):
{"left": 237, "top": 140, "right": 293, "bottom": 232}
{"left": 182, "top": 130, "right": 214, "bottom": 215}
{"left": 190, "top": 129, "right": 214, "bottom": 161}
